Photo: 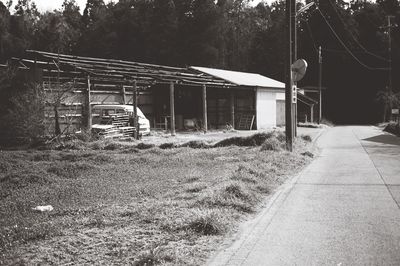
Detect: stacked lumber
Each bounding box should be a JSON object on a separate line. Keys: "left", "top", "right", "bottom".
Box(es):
{"left": 119, "top": 126, "right": 135, "bottom": 137}
{"left": 92, "top": 124, "right": 122, "bottom": 139}
{"left": 92, "top": 114, "right": 135, "bottom": 139}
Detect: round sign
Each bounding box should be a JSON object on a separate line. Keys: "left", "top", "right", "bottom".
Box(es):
{"left": 292, "top": 59, "right": 308, "bottom": 82}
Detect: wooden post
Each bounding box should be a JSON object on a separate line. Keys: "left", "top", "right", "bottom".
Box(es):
{"left": 202, "top": 84, "right": 208, "bottom": 133}
{"left": 230, "top": 91, "right": 235, "bottom": 129}
{"left": 170, "top": 82, "right": 176, "bottom": 136}
{"left": 310, "top": 104, "right": 314, "bottom": 123}
{"left": 86, "top": 75, "right": 92, "bottom": 130}
{"left": 318, "top": 46, "right": 322, "bottom": 124}
{"left": 121, "top": 86, "right": 126, "bottom": 104}
{"left": 133, "top": 80, "right": 139, "bottom": 140}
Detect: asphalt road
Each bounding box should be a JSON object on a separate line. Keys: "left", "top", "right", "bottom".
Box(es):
{"left": 208, "top": 125, "right": 400, "bottom": 266}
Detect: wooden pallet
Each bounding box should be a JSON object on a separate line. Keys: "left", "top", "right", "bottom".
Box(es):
{"left": 237, "top": 114, "right": 255, "bottom": 130}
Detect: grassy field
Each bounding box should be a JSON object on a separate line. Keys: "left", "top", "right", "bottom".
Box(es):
{"left": 0, "top": 133, "right": 314, "bottom": 265}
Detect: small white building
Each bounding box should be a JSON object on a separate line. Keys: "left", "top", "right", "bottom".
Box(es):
{"left": 190, "top": 66, "right": 285, "bottom": 129}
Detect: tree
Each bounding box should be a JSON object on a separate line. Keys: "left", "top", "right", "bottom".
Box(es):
{"left": 0, "top": 1, "right": 11, "bottom": 61}
{"left": 144, "top": 0, "right": 179, "bottom": 65}
{"left": 78, "top": 0, "right": 116, "bottom": 57}
{"left": 376, "top": 87, "right": 400, "bottom": 122}
{"left": 34, "top": 11, "right": 81, "bottom": 54}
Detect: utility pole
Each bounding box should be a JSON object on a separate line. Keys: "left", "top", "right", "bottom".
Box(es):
{"left": 293, "top": 1, "right": 298, "bottom": 137}
{"left": 387, "top": 15, "right": 394, "bottom": 94}
{"left": 318, "top": 46, "right": 322, "bottom": 124}
{"left": 285, "top": 0, "right": 295, "bottom": 151}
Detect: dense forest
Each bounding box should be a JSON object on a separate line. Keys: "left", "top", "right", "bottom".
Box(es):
{"left": 0, "top": 0, "right": 399, "bottom": 124}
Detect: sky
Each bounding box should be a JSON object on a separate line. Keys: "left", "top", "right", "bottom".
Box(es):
{"left": 10, "top": 0, "right": 272, "bottom": 13}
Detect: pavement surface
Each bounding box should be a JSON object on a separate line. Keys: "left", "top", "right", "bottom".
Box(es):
{"left": 208, "top": 125, "right": 400, "bottom": 266}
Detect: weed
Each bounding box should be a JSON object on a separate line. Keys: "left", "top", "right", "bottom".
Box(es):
{"left": 134, "top": 250, "right": 160, "bottom": 266}
{"left": 185, "top": 184, "right": 206, "bottom": 193}
{"left": 384, "top": 122, "right": 400, "bottom": 136}
{"left": 261, "top": 136, "right": 283, "bottom": 151}
{"left": 185, "top": 176, "right": 200, "bottom": 183}
{"left": 86, "top": 213, "right": 108, "bottom": 228}
{"left": 300, "top": 135, "right": 312, "bottom": 142}
{"left": 31, "top": 153, "right": 52, "bottom": 161}
{"left": 122, "top": 147, "right": 140, "bottom": 153}
{"left": 224, "top": 183, "right": 250, "bottom": 200}
{"left": 159, "top": 143, "right": 176, "bottom": 149}
{"left": 185, "top": 209, "right": 226, "bottom": 235}
{"left": 47, "top": 162, "right": 94, "bottom": 179}
{"left": 136, "top": 143, "right": 155, "bottom": 150}
{"left": 256, "top": 185, "right": 271, "bottom": 194}
{"left": 104, "top": 142, "right": 123, "bottom": 150}
{"left": 214, "top": 132, "right": 274, "bottom": 147}
{"left": 55, "top": 140, "right": 87, "bottom": 150}
{"left": 231, "top": 171, "right": 258, "bottom": 184}
{"left": 180, "top": 141, "right": 210, "bottom": 149}
{"left": 197, "top": 184, "right": 255, "bottom": 213}
{"left": 301, "top": 151, "right": 314, "bottom": 158}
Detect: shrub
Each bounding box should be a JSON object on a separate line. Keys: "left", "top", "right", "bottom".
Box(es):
{"left": 214, "top": 132, "right": 274, "bottom": 147}
{"left": 261, "top": 136, "right": 284, "bottom": 151}
{"left": 159, "top": 143, "right": 176, "bottom": 149}
{"left": 180, "top": 141, "right": 210, "bottom": 149}
{"left": 0, "top": 83, "right": 46, "bottom": 146}
{"left": 300, "top": 134, "right": 312, "bottom": 142}
{"left": 136, "top": 143, "right": 155, "bottom": 150}
{"left": 384, "top": 122, "right": 400, "bottom": 136}
{"left": 185, "top": 209, "right": 226, "bottom": 235}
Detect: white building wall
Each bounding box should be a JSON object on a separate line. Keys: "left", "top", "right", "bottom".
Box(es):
{"left": 276, "top": 92, "right": 285, "bottom": 101}
{"left": 256, "top": 88, "right": 277, "bottom": 129}
{"left": 256, "top": 89, "right": 285, "bottom": 129}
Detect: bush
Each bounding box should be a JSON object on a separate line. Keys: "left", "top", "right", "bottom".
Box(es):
{"left": 159, "top": 143, "right": 176, "bottom": 149}
{"left": 261, "top": 136, "right": 284, "bottom": 151}
{"left": 136, "top": 143, "right": 155, "bottom": 150}
{"left": 214, "top": 132, "right": 274, "bottom": 147}
{"left": 180, "top": 140, "right": 210, "bottom": 149}
{"left": 0, "top": 83, "right": 46, "bottom": 146}
{"left": 300, "top": 135, "right": 312, "bottom": 142}
{"left": 185, "top": 209, "right": 226, "bottom": 235}
{"left": 384, "top": 122, "right": 400, "bottom": 136}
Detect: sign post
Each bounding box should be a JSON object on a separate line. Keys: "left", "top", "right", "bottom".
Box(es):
{"left": 392, "top": 108, "right": 399, "bottom": 125}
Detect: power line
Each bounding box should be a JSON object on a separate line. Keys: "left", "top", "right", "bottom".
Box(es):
{"left": 326, "top": 0, "right": 390, "bottom": 62}
{"left": 323, "top": 48, "right": 387, "bottom": 54}
{"left": 316, "top": 7, "right": 389, "bottom": 71}
{"left": 305, "top": 20, "right": 319, "bottom": 53}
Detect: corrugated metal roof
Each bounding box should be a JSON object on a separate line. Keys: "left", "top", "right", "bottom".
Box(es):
{"left": 190, "top": 66, "right": 285, "bottom": 89}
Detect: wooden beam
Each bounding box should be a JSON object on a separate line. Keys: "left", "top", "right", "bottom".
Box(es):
{"left": 86, "top": 75, "right": 92, "bottom": 130}
{"left": 202, "top": 84, "right": 208, "bottom": 133}
{"left": 121, "top": 86, "right": 126, "bottom": 104}
{"left": 133, "top": 80, "right": 139, "bottom": 139}
{"left": 310, "top": 104, "right": 314, "bottom": 123}
{"left": 230, "top": 91, "right": 235, "bottom": 129}
{"left": 170, "top": 82, "right": 176, "bottom": 136}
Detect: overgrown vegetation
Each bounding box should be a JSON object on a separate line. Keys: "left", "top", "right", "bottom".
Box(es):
{"left": 384, "top": 122, "right": 400, "bottom": 136}
{"left": 0, "top": 133, "right": 314, "bottom": 265}
{"left": 0, "top": 77, "right": 46, "bottom": 147}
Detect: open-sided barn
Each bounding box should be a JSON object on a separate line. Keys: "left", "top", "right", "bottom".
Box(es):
{"left": 10, "top": 50, "right": 287, "bottom": 135}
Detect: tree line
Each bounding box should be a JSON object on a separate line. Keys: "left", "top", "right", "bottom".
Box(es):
{"left": 0, "top": 0, "right": 399, "bottom": 123}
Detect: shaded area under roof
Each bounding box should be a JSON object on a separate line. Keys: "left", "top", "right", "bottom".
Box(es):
{"left": 298, "top": 93, "right": 318, "bottom": 106}
{"left": 190, "top": 66, "right": 285, "bottom": 89}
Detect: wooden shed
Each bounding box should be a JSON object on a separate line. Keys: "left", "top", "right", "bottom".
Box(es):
{"left": 190, "top": 67, "right": 286, "bottom": 129}
{"left": 10, "top": 50, "right": 287, "bottom": 135}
